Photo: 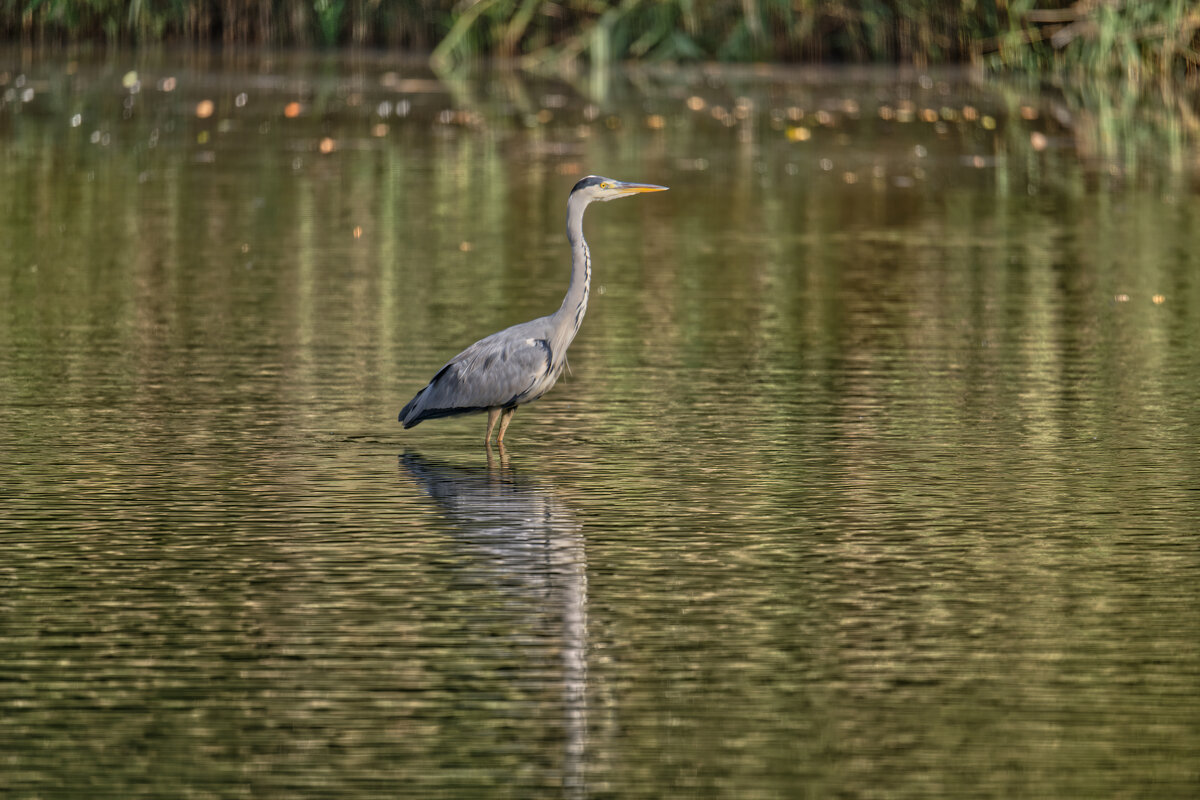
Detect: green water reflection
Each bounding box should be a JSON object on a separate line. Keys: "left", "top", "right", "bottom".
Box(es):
{"left": 2, "top": 50, "right": 1199, "bottom": 797}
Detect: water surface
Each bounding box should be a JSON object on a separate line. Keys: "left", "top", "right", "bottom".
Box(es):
{"left": 2, "top": 50, "right": 1198, "bottom": 797}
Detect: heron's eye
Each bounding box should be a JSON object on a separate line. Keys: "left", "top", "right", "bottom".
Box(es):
{"left": 600, "top": 182, "right": 610, "bottom": 189}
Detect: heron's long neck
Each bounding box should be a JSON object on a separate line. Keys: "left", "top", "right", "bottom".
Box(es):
{"left": 553, "top": 197, "right": 592, "bottom": 355}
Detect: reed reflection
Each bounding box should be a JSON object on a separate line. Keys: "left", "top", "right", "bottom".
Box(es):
{"left": 398, "top": 451, "right": 589, "bottom": 796}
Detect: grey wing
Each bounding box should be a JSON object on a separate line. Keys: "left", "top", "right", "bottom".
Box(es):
{"left": 399, "top": 333, "right": 554, "bottom": 428}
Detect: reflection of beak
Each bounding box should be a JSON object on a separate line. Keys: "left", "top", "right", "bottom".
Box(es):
{"left": 615, "top": 181, "right": 669, "bottom": 194}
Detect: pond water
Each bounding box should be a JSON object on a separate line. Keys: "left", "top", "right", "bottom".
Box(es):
{"left": 2, "top": 50, "right": 1199, "bottom": 797}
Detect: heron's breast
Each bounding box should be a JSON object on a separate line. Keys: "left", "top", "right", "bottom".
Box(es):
{"left": 527, "top": 359, "right": 565, "bottom": 399}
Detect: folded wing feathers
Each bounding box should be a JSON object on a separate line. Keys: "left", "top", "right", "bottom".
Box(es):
{"left": 399, "top": 332, "right": 554, "bottom": 428}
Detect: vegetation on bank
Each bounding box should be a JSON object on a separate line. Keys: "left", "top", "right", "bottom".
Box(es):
{"left": 3, "top": 0, "right": 1199, "bottom": 77}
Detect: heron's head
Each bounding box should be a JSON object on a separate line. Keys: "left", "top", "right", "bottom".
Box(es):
{"left": 570, "top": 175, "right": 668, "bottom": 203}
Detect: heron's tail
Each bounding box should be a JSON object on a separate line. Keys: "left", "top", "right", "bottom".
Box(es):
{"left": 398, "top": 388, "right": 426, "bottom": 428}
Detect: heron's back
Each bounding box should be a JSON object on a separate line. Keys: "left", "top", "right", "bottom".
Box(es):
{"left": 399, "top": 316, "right": 564, "bottom": 428}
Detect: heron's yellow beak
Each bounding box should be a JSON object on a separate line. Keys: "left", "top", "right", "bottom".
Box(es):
{"left": 615, "top": 181, "right": 668, "bottom": 193}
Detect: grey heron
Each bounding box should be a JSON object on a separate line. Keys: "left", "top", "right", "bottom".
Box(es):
{"left": 399, "top": 175, "right": 667, "bottom": 445}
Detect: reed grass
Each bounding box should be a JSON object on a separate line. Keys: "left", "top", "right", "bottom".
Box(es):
{"left": 4, "top": 0, "right": 1198, "bottom": 78}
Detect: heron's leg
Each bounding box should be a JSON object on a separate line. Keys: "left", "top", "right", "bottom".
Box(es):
{"left": 496, "top": 407, "right": 517, "bottom": 444}
{"left": 485, "top": 407, "right": 501, "bottom": 445}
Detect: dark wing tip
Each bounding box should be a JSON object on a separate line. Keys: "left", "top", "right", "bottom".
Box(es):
{"left": 399, "top": 386, "right": 426, "bottom": 426}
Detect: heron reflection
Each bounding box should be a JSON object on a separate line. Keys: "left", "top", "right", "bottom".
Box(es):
{"left": 398, "top": 451, "right": 589, "bottom": 796}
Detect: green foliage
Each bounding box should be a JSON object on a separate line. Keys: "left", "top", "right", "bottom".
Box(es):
{"left": 314, "top": 0, "right": 344, "bottom": 47}
{"left": 3, "top": 0, "right": 1198, "bottom": 78}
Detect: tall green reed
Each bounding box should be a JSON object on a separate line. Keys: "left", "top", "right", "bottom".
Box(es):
{"left": 3, "top": 0, "right": 1197, "bottom": 79}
